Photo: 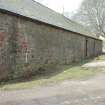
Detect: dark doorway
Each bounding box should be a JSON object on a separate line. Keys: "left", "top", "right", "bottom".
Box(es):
{"left": 93, "top": 40, "right": 95, "bottom": 56}
{"left": 85, "top": 38, "right": 88, "bottom": 57}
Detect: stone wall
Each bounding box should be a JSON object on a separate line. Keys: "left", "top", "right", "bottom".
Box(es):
{"left": 94, "top": 39, "right": 102, "bottom": 56}
{"left": 0, "top": 12, "right": 102, "bottom": 81}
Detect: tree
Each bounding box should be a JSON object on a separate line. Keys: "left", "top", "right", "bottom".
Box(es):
{"left": 71, "top": 0, "right": 105, "bottom": 38}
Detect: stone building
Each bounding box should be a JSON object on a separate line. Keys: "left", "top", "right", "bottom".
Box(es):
{"left": 0, "top": 0, "right": 102, "bottom": 80}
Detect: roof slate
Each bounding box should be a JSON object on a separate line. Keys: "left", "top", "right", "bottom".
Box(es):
{"left": 0, "top": 0, "right": 98, "bottom": 39}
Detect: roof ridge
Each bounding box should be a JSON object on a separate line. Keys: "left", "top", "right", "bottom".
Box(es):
{"left": 0, "top": 0, "right": 98, "bottom": 39}
{"left": 32, "top": 0, "right": 92, "bottom": 32}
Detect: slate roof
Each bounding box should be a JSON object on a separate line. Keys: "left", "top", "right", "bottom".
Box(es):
{"left": 0, "top": 0, "right": 98, "bottom": 39}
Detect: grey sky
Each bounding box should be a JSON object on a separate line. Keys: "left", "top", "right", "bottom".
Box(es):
{"left": 35, "top": 0, "right": 84, "bottom": 14}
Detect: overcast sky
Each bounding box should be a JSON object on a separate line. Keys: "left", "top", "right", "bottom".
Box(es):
{"left": 35, "top": 0, "right": 84, "bottom": 14}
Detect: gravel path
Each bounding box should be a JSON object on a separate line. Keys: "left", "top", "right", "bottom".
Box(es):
{"left": 82, "top": 61, "right": 105, "bottom": 68}
{"left": 1, "top": 74, "right": 105, "bottom": 105}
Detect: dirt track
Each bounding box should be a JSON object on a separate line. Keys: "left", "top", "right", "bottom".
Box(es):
{"left": 1, "top": 73, "right": 105, "bottom": 105}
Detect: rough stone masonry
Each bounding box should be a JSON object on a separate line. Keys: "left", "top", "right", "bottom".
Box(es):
{"left": 0, "top": 0, "right": 102, "bottom": 81}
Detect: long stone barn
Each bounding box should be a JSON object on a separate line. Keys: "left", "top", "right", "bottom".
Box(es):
{"left": 0, "top": 0, "right": 102, "bottom": 81}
